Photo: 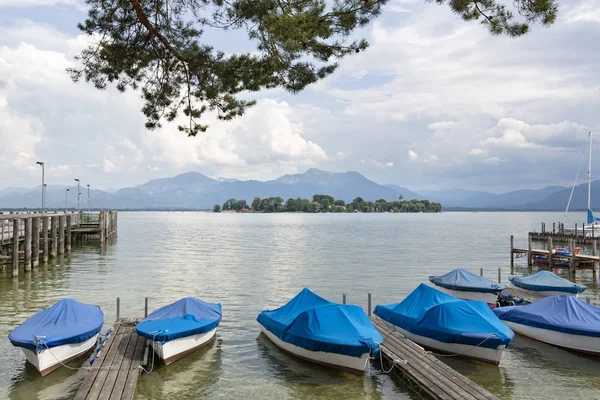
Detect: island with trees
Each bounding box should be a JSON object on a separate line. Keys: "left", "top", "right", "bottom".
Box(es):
{"left": 214, "top": 195, "right": 441, "bottom": 213}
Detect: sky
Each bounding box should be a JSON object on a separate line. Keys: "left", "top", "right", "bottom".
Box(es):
{"left": 0, "top": 0, "right": 599, "bottom": 193}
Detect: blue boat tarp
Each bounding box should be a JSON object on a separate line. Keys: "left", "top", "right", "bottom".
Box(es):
{"left": 429, "top": 268, "right": 505, "bottom": 294}
{"left": 508, "top": 271, "right": 586, "bottom": 294}
{"left": 136, "top": 297, "right": 222, "bottom": 344}
{"left": 374, "top": 284, "right": 514, "bottom": 349}
{"left": 493, "top": 296, "right": 600, "bottom": 338}
{"left": 257, "top": 288, "right": 382, "bottom": 357}
{"left": 9, "top": 298, "right": 104, "bottom": 352}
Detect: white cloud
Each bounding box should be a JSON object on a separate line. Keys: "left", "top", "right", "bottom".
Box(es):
{"left": 469, "top": 148, "right": 484, "bottom": 156}
{"left": 0, "top": 0, "right": 85, "bottom": 10}
{"left": 408, "top": 150, "right": 418, "bottom": 161}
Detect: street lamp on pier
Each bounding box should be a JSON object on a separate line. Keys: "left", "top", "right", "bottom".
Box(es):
{"left": 36, "top": 161, "right": 44, "bottom": 215}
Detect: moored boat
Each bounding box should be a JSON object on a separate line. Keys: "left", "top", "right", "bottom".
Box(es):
{"left": 136, "top": 297, "right": 222, "bottom": 365}
{"left": 8, "top": 298, "right": 104, "bottom": 376}
{"left": 508, "top": 271, "right": 586, "bottom": 298}
{"left": 429, "top": 268, "right": 504, "bottom": 307}
{"left": 257, "top": 288, "right": 382, "bottom": 375}
{"left": 374, "top": 284, "right": 514, "bottom": 365}
{"left": 493, "top": 296, "right": 600, "bottom": 355}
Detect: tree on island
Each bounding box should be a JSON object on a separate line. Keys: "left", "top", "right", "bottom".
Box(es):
{"left": 213, "top": 204, "right": 221, "bottom": 213}
{"left": 70, "top": 0, "right": 557, "bottom": 135}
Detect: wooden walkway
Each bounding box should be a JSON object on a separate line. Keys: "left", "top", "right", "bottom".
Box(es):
{"left": 75, "top": 318, "right": 146, "bottom": 400}
{"left": 371, "top": 315, "right": 499, "bottom": 400}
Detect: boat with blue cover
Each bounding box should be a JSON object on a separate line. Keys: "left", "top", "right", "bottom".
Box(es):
{"left": 508, "top": 271, "right": 587, "bottom": 298}
{"left": 374, "top": 284, "right": 514, "bottom": 364}
{"left": 256, "top": 288, "right": 382, "bottom": 375}
{"left": 493, "top": 296, "right": 600, "bottom": 355}
{"left": 429, "top": 268, "right": 504, "bottom": 308}
{"left": 8, "top": 298, "right": 104, "bottom": 376}
{"left": 136, "top": 297, "right": 222, "bottom": 365}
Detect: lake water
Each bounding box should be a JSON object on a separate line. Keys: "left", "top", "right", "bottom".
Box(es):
{"left": 1, "top": 211, "right": 599, "bottom": 400}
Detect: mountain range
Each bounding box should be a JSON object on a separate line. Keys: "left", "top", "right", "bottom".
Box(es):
{"left": 0, "top": 168, "right": 597, "bottom": 210}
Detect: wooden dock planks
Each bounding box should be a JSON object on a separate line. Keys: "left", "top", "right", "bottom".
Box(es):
{"left": 75, "top": 318, "right": 146, "bottom": 400}
{"left": 371, "top": 315, "right": 499, "bottom": 400}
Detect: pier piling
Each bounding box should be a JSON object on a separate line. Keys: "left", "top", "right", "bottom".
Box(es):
{"left": 50, "top": 215, "right": 57, "bottom": 258}
{"left": 12, "top": 220, "right": 18, "bottom": 277}
{"left": 547, "top": 237, "right": 553, "bottom": 268}
{"left": 368, "top": 292, "right": 372, "bottom": 316}
{"left": 42, "top": 216, "right": 48, "bottom": 263}
{"left": 58, "top": 215, "right": 65, "bottom": 255}
{"left": 32, "top": 217, "right": 40, "bottom": 268}
{"left": 144, "top": 297, "right": 149, "bottom": 318}
{"left": 342, "top": 293, "right": 346, "bottom": 305}
{"left": 116, "top": 297, "right": 121, "bottom": 321}
{"left": 528, "top": 234, "right": 533, "bottom": 266}
{"left": 66, "top": 215, "right": 72, "bottom": 252}
{"left": 479, "top": 267, "right": 483, "bottom": 277}
{"left": 24, "top": 217, "right": 32, "bottom": 271}
{"left": 510, "top": 235, "right": 514, "bottom": 266}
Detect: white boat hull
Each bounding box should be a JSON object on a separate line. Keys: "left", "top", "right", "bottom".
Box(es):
{"left": 509, "top": 286, "right": 580, "bottom": 298}
{"left": 258, "top": 323, "right": 369, "bottom": 375}
{"left": 504, "top": 321, "right": 600, "bottom": 355}
{"left": 389, "top": 323, "right": 506, "bottom": 365}
{"left": 152, "top": 328, "right": 217, "bottom": 365}
{"left": 435, "top": 286, "right": 499, "bottom": 308}
{"left": 20, "top": 334, "right": 98, "bottom": 376}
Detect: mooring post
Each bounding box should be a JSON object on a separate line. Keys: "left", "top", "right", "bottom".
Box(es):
{"left": 593, "top": 240, "right": 598, "bottom": 280}
{"left": 24, "top": 217, "right": 32, "bottom": 271}
{"left": 58, "top": 215, "right": 65, "bottom": 255}
{"left": 510, "top": 235, "right": 514, "bottom": 266}
{"left": 32, "top": 217, "right": 39, "bottom": 268}
{"left": 542, "top": 222, "right": 545, "bottom": 234}
{"left": 569, "top": 239, "right": 576, "bottom": 276}
{"left": 480, "top": 267, "right": 483, "bottom": 277}
{"left": 116, "top": 297, "right": 120, "bottom": 321}
{"left": 342, "top": 293, "right": 346, "bottom": 305}
{"left": 144, "top": 297, "right": 149, "bottom": 318}
{"left": 553, "top": 222, "right": 556, "bottom": 234}
{"left": 65, "top": 214, "right": 72, "bottom": 252}
{"left": 99, "top": 211, "right": 106, "bottom": 243}
{"left": 42, "top": 216, "right": 48, "bottom": 263}
{"left": 586, "top": 297, "right": 591, "bottom": 304}
{"left": 575, "top": 223, "right": 578, "bottom": 237}
{"left": 50, "top": 216, "right": 57, "bottom": 258}
{"left": 498, "top": 267, "right": 501, "bottom": 283}
{"left": 368, "top": 292, "right": 372, "bottom": 316}
{"left": 12, "top": 219, "right": 19, "bottom": 277}
{"left": 528, "top": 233, "right": 533, "bottom": 266}
{"left": 547, "top": 237, "right": 553, "bottom": 269}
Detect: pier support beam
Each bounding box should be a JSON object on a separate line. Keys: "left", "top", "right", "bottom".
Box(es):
{"left": 553, "top": 222, "right": 556, "bottom": 234}
{"left": 50, "top": 216, "right": 57, "bottom": 258}
{"left": 32, "top": 217, "right": 40, "bottom": 268}
{"left": 24, "top": 217, "right": 32, "bottom": 271}
{"left": 42, "top": 216, "right": 48, "bottom": 263}
{"left": 510, "top": 235, "right": 514, "bottom": 267}
{"left": 66, "top": 215, "right": 72, "bottom": 252}
{"left": 528, "top": 234, "right": 533, "bottom": 266}
{"left": 12, "top": 220, "right": 19, "bottom": 277}
{"left": 569, "top": 239, "right": 576, "bottom": 276}
{"left": 58, "top": 215, "right": 65, "bottom": 255}
{"left": 99, "top": 211, "right": 106, "bottom": 243}
{"left": 594, "top": 241, "right": 598, "bottom": 280}
{"left": 547, "top": 237, "right": 553, "bottom": 269}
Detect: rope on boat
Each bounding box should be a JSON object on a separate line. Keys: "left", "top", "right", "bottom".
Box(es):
{"left": 138, "top": 330, "right": 163, "bottom": 375}
{"left": 425, "top": 334, "right": 497, "bottom": 358}
{"left": 378, "top": 328, "right": 408, "bottom": 374}
{"left": 564, "top": 141, "right": 587, "bottom": 223}
{"left": 35, "top": 336, "right": 82, "bottom": 371}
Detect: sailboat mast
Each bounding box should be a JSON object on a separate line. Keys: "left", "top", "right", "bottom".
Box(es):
{"left": 588, "top": 131, "right": 593, "bottom": 211}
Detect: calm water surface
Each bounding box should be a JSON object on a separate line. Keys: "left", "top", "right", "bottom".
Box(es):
{"left": 1, "top": 212, "right": 599, "bottom": 400}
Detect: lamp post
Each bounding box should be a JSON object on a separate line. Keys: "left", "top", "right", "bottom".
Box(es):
{"left": 36, "top": 161, "right": 44, "bottom": 215}
{"left": 87, "top": 184, "right": 90, "bottom": 213}
{"left": 74, "top": 178, "right": 80, "bottom": 220}
{"left": 65, "top": 188, "right": 70, "bottom": 213}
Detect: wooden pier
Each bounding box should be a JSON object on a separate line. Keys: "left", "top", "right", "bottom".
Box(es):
{"left": 75, "top": 318, "right": 146, "bottom": 400}
{"left": 0, "top": 210, "right": 118, "bottom": 277}
{"left": 371, "top": 315, "right": 499, "bottom": 400}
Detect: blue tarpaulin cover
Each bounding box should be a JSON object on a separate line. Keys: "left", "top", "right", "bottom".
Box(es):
{"left": 257, "top": 288, "right": 382, "bottom": 357}
{"left": 429, "top": 268, "right": 505, "bottom": 294}
{"left": 374, "top": 284, "right": 514, "bottom": 349}
{"left": 9, "top": 298, "right": 104, "bottom": 352}
{"left": 493, "top": 295, "right": 600, "bottom": 337}
{"left": 508, "top": 271, "right": 587, "bottom": 294}
{"left": 136, "top": 297, "right": 222, "bottom": 344}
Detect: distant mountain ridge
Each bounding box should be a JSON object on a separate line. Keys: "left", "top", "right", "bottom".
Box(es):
{"left": 0, "top": 168, "right": 596, "bottom": 210}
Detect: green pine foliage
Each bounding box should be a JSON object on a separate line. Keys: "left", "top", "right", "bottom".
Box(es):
{"left": 69, "top": 0, "right": 557, "bottom": 135}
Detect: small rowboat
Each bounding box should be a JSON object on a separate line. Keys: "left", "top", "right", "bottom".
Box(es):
{"left": 136, "top": 297, "right": 222, "bottom": 365}
{"left": 374, "top": 284, "right": 514, "bottom": 365}
{"left": 508, "top": 271, "right": 586, "bottom": 298}
{"left": 429, "top": 268, "right": 504, "bottom": 308}
{"left": 494, "top": 296, "right": 600, "bottom": 355}
{"left": 257, "top": 288, "right": 381, "bottom": 375}
{"left": 9, "top": 298, "right": 104, "bottom": 376}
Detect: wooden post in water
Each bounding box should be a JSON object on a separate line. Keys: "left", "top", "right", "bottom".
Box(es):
{"left": 116, "top": 297, "right": 120, "bottom": 321}
{"left": 99, "top": 211, "right": 106, "bottom": 243}
{"left": 58, "top": 215, "right": 65, "bottom": 255}
{"left": 480, "top": 267, "right": 483, "bottom": 276}
{"left": 65, "top": 215, "right": 72, "bottom": 252}
{"left": 528, "top": 233, "right": 533, "bottom": 266}
{"left": 594, "top": 240, "right": 598, "bottom": 280}
{"left": 498, "top": 267, "right": 501, "bottom": 283}
{"left": 553, "top": 222, "right": 556, "bottom": 234}
{"left": 575, "top": 223, "right": 578, "bottom": 237}
{"left": 32, "top": 217, "right": 40, "bottom": 268}
{"left": 145, "top": 297, "right": 149, "bottom": 318}
{"left": 510, "top": 235, "right": 514, "bottom": 267}
{"left": 569, "top": 239, "right": 576, "bottom": 276}
{"left": 12, "top": 219, "right": 19, "bottom": 277}
{"left": 547, "top": 237, "right": 553, "bottom": 269}
{"left": 541, "top": 222, "right": 545, "bottom": 233}
{"left": 50, "top": 215, "right": 58, "bottom": 258}
{"left": 42, "top": 216, "right": 48, "bottom": 263}
{"left": 368, "top": 292, "right": 372, "bottom": 316}
{"left": 342, "top": 293, "right": 346, "bottom": 305}
{"left": 24, "top": 217, "right": 32, "bottom": 272}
